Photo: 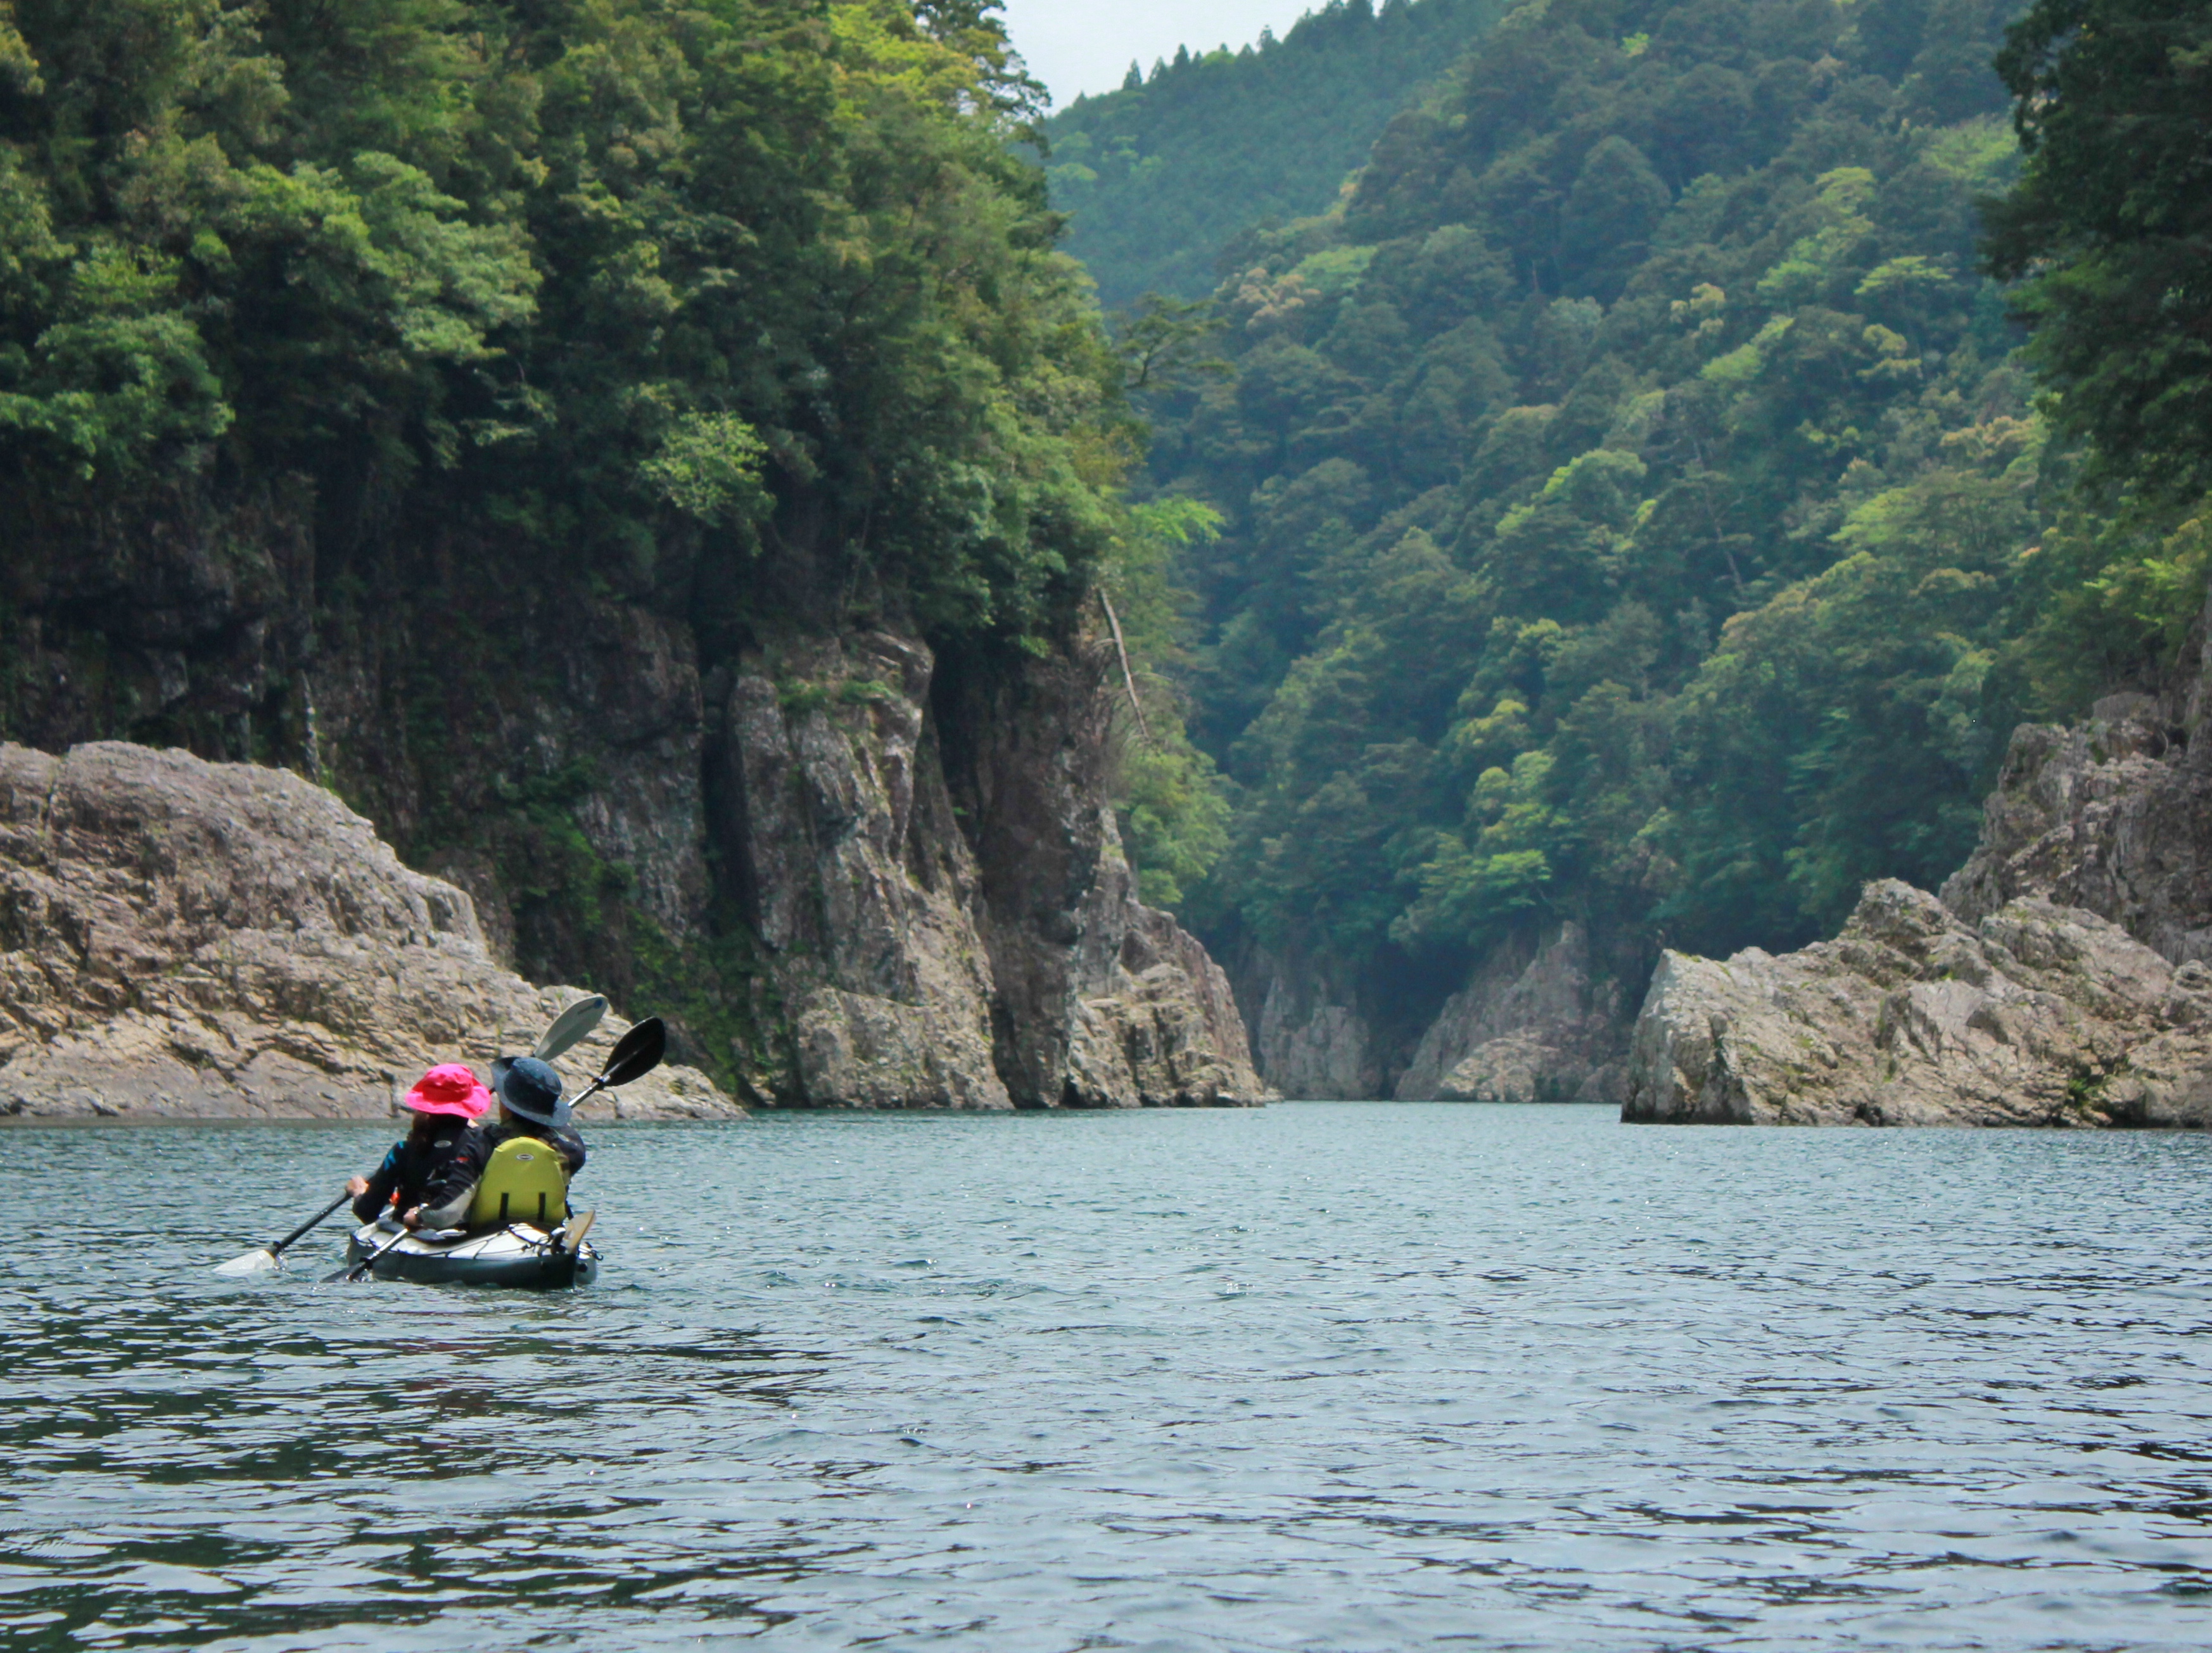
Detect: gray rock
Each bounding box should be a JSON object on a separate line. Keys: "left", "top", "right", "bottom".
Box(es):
{"left": 1395, "top": 922, "right": 1625, "bottom": 1103}
{"left": 1622, "top": 879, "right": 2212, "bottom": 1127}
{"left": 1941, "top": 706, "right": 2212, "bottom": 963}
{"left": 1246, "top": 956, "right": 1382, "bottom": 1101}
{"left": 714, "top": 631, "right": 1269, "bottom": 1108}
{"left": 0, "top": 742, "right": 741, "bottom": 1120}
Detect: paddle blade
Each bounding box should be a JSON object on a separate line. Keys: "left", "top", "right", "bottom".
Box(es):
{"left": 535, "top": 994, "right": 609, "bottom": 1061}
{"left": 213, "top": 1248, "right": 280, "bottom": 1276}
{"left": 599, "top": 1016, "right": 667, "bottom": 1087}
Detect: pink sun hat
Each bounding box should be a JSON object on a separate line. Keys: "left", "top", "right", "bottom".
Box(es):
{"left": 402, "top": 1063, "right": 492, "bottom": 1120}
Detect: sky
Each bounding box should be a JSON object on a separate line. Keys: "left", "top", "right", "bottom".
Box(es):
{"left": 1000, "top": 0, "right": 1322, "bottom": 106}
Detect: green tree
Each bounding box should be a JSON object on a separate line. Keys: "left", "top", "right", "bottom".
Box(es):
{"left": 1986, "top": 0, "right": 2212, "bottom": 498}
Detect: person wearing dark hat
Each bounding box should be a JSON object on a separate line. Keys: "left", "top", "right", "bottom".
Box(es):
{"left": 404, "top": 1055, "right": 589, "bottom": 1231}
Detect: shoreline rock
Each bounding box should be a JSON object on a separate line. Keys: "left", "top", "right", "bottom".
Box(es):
{"left": 0, "top": 742, "right": 742, "bottom": 1122}
{"left": 1394, "top": 922, "right": 1626, "bottom": 1105}
{"left": 1623, "top": 879, "right": 2212, "bottom": 1127}
{"left": 718, "top": 631, "right": 1271, "bottom": 1108}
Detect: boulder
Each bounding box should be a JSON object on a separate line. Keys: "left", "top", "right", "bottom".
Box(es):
{"left": 1623, "top": 879, "right": 2212, "bottom": 1127}
{"left": 0, "top": 742, "right": 741, "bottom": 1120}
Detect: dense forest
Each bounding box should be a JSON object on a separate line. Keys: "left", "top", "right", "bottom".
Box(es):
{"left": 1100, "top": 0, "right": 2212, "bottom": 1082}
{"left": 0, "top": 0, "right": 1135, "bottom": 1071}
{"left": 1043, "top": 0, "right": 1504, "bottom": 307}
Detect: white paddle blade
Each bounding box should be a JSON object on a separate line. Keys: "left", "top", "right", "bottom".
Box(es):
{"left": 535, "top": 994, "right": 609, "bottom": 1061}
{"left": 213, "top": 1248, "right": 281, "bottom": 1276}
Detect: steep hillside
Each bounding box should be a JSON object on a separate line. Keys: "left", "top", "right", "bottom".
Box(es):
{"left": 1044, "top": 0, "right": 1504, "bottom": 307}
{"left": 0, "top": 0, "right": 1264, "bottom": 1108}
{"left": 1128, "top": 0, "right": 2207, "bottom": 1098}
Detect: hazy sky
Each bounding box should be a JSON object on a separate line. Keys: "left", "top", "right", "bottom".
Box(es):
{"left": 1001, "top": 1, "right": 1321, "bottom": 106}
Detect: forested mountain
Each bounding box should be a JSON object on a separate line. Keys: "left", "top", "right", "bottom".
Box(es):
{"left": 1043, "top": 0, "right": 1504, "bottom": 307}
{"left": 1110, "top": 0, "right": 2212, "bottom": 1092}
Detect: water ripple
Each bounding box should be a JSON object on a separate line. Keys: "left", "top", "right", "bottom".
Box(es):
{"left": 4, "top": 1105, "right": 2212, "bottom": 1649}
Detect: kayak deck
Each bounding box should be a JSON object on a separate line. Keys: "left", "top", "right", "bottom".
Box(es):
{"left": 345, "top": 1220, "right": 599, "bottom": 1289}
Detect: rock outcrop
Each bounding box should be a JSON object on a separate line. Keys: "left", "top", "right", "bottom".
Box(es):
{"left": 0, "top": 742, "right": 739, "bottom": 1120}
{"left": 711, "top": 632, "right": 1269, "bottom": 1108}
{"left": 0, "top": 492, "right": 1267, "bottom": 1115}
{"left": 1621, "top": 592, "right": 2212, "bottom": 1130}
{"left": 1624, "top": 878, "right": 2212, "bottom": 1127}
{"left": 1394, "top": 922, "right": 1625, "bottom": 1103}
{"left": 1940, "top": 694, "right": 2212, "bottom": 960}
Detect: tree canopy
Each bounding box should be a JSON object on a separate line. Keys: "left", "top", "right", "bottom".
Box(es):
{"left": 1102, "top": 0, "right": 2210, "bottom": 1060}
{"left": 1986, "top": 0, "right": 2212, "bottom": 500}
{"left": 1042, "top": 0, "right": 1505, "bottom": 307}
{"left": 0, "top": 0, "right": 1124, "bottom": 655}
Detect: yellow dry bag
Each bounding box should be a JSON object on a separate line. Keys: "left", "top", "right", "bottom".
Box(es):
{"left": 464, "top": 1136, "right": 569, "bottom": 1231}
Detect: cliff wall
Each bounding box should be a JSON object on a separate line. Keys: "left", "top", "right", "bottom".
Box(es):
{"left": 1238, "top": 923, "right": 1634, "bottom": 1103}
{"left": 0, "top": 494, "right": 1265, "bottom": 1111}
{"left": 713, "top": 631, "right": 1266, "bottom": 1107}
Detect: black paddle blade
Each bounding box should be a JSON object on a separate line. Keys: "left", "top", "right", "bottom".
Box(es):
{"left": 599, "top": 1016, "right": 666, "bottom": 1086}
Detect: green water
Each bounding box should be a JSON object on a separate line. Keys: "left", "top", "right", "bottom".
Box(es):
{"left": 5, "top": 1104, "right": 2212, "bottom": 1649}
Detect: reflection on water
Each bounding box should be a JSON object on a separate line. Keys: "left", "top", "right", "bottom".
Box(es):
{"left": 4, "top": 1103, "right": 2212, "bottom": 1650}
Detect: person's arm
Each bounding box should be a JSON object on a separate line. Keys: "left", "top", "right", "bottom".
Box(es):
{"left": 352, "top": 1146, "right": 402, "bottom": 1223}
{"left": 554, "top": 1128, "right": 587, "bottom": 1175}
{"left": 407, "top": 1130, "right": 486, "bottom": 1229}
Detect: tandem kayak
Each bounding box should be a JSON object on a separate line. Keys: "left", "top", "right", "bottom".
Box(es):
{"left": 343, "top": 1219, "right": 600, "bottom": 1289}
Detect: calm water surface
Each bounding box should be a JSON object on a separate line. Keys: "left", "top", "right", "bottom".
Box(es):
{"left": 5, "top": 1103, "right": 2212, "bottom": 1650}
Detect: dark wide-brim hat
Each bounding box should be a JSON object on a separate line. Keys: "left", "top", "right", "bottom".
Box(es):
{"left": 490, "top": 1054, "right": 571, "bottom": 1129}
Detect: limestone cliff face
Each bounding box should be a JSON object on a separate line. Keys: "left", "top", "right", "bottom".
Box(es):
{"left": 1394, "top": 923, "right": 1626, "bottom": 1103}
{"left": 1624, "top": 880, "right": 2212, "bottom": 1127}
{"left": 1223, "top": 948, "right": 1383, "bottom": 1100}
{"left": 1230, "top": 924, "right": 1631, "bottom": 1102}
{"left": 712, "top": 631, "right": 1268, "bottom": 1108}
{"left": 1624, "top": 640, "right": 2212, "bottom": 1125}
{"left": 0, "top": 487, "right": 1268, "bottom": 1111}
{"left": 0, "top": 742, "right": 737, "bottom": 1120}
{"left": 1940, "top": 694, "right": 2212, "bottom": 959}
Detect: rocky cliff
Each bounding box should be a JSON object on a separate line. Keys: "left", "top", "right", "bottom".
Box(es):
{"left": 1940, "top": 693, "right": 2212, "bottom": 959}
{"left": 1235, "top": 923, "right": 1632, "bottom": 1103}
{"left": 0, "top": 493, "right": 1266, "bottom": 1112}
{"left": 0, "top": 742, "right": 735, "bottom": 1120}
{"left": 1624, "top": 648, "right": 2212, "bottom": 1125}
{"left": 1624, "top": 879, "right": 2212, "bottom": 1126}
{"left": 713, "top": 631, "right": 1267, "bottom": 1108}
{"left": 1393, "top": 923, "right": 1626, "bottom": 1104}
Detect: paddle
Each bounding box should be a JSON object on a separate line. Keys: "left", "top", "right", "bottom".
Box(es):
{"left": 533, "top": 994, "right": 607, "bottom": 1062}
{"left": 566, "top": 1016, "right": 667, "bottom": 1113}
{"left": 329, "top": 1221, "right": 412, "bottom": 1284}
{"left": 213, "top": 1190, "right": 353, "bottom": 1277}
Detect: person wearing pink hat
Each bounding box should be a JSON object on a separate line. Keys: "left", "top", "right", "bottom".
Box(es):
{"left": 346, "top": 1064, "right": 493, "bottom": 1229}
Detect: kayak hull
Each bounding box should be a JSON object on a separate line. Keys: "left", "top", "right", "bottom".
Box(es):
{"left": 345, "top": 1222, "right": 599, "bottom": 1289}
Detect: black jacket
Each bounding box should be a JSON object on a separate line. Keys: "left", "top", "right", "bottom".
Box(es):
{"left": 352, "top": 1122, "right": 473, "bottom": 1224}
{"left": 416, "top": 1120, "right": 588, "bottom": 1230}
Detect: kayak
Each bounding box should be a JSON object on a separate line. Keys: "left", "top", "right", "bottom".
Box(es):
{"left": 343, "top": 1220, "right": 600, "bottom": 1289}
